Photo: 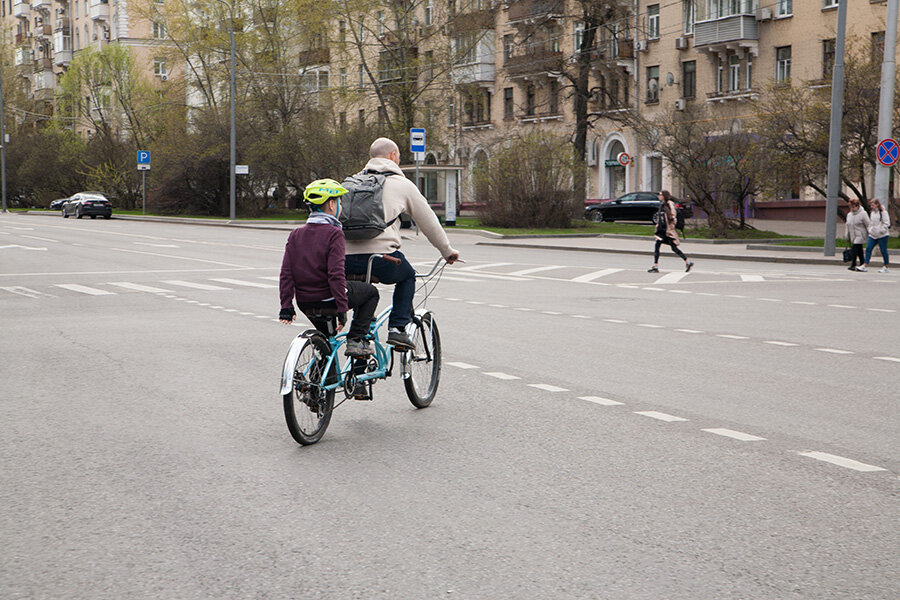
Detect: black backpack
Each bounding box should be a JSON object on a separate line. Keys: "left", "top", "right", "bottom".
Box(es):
{"left": 339, "top": 170, "right": 398, "bottom": 240}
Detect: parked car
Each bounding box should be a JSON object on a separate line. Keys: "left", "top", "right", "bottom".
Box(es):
{"left": 584, "top": 192, "right": 693, "bottom": 224}
{"left": 49, "top": 197, "right": 69, "bottom": 210}
{"left": 62, "top": 192, "right": 113, "bottom": 219}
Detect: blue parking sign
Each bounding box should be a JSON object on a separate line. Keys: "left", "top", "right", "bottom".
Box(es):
{"left": 137, "top": 150, "right": 151, "bottom": 171}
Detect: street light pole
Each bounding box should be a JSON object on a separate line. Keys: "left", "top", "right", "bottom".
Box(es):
{"left": 228, "top": 3, "right": 236, "bottom": 221}
{"left": 1, "top": 28, "right": 7, "bottom": 214}
{"left": 874, "top": 0, "right": 899, "bottom": 204}
{"left": 823, "top": 0, "right": 849, "bottom": 257}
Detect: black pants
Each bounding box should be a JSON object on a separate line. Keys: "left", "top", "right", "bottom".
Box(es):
{"left": 654, "top": 238, "right": 687, "bottom": 263}
{"left": 299, "top": 281, "right": 379, "bottom": 340}
{"left": 849, "top": 243, "right": 865, "bottom": 268}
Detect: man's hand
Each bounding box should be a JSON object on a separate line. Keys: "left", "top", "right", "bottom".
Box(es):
{"left": 445, "top": 252, "right": 460, "bottom": 264}
{"left": 279, "top": 307, "right": 295, "bottom": 324}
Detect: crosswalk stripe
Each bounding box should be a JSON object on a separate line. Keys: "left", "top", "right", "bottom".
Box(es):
{"left": 163, "top": 280, "right": 230, "bottom": 291}
{"left": 458, "top": 262, "right": 513, "bottom": 272}
{"left": 1, "top": 286, "right": 54, "bottom": 298}
{"left": 740, "top": 274, "right": 766, "bottom": 282}
{"left": 209, "top": 278, "right": 276, "bottom": 288}
{"left": 54, "top": 284, "right": 115, "bottom": 296}
{"left": 654, "top": 272, "right": 688, "bottom": 284}
{"left": 506, "top": 265, "right": 563, "bottom": 276}
{"left": 571, "top": 268, "right": 623, "bottom": 283}
{"left": 258, "top": 276, "right": 280, "bottom": 281}
{"left": 108, "top": 282, "right": 174, "bottom": 293}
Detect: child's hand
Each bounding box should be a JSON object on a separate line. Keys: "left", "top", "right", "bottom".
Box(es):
{"left": 279, "top": 307, "right": 295, "bottom": 324}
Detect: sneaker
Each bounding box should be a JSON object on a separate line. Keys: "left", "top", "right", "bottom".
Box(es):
{"left": 856, "top": 265, "right": 868, "bottom": 272}
{"left": 387, "top": 328, "right": 415, "bottom": 350}
{"left": 880, "top": 266, "right": 890, "bottom": 273}
{"left": 345, "top": 338, "right": 374, "bottom": 358}
{"left": 685, "top": 261, "right": 694, "bottom": 272}
{"left": 848, "top": 266, "right": 857, "bottom": 271}
{"left": 647, "top": 266, "right": 659, "bottom": 273}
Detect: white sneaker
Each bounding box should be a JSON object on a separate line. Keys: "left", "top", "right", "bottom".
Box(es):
{"left": 880, "top": 266, "right": 889, "bottom": 273}
{"left": 856, "top": 265, "right": 868, "bottom": 272}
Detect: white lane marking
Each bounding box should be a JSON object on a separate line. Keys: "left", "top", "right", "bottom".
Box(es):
{"left": 798, "top": 451, "right": 886, "bottom": 472}
{"left": 507, "top": 265, "right": 564, "bottom": 276}
{"left": 6, "top": 226, "right": 34, "bottom": 230}
{"left": 617, "top": 284, "right": 639, "bottom": 289}
{"left": 764, "top": 341, "right": 799, "bottom": 347}
{"left": 675, "top": 328, "right": 704, "bottom": 334}
{"left": 637, "top": 323, "right": 664, "bottom": 329}
{"left": 654, "top": 272, "right": 688, "bottom": 284}
{"left": 1, "top": 286, "right": 55, "bottom": 298}
{"left": 702, "top": 428, "right": 766, "bottom": 442}
{"left": 435, "top": 275, "right": 483, "bottom": 283}
{"left": 484, "top": 372, "right": 520, "bottom": 380}
{"left": 21, "top": 235, "right": 59, "bottom": 243}
{"left": 528, "top": 383, "right": 569, "bottom": 392}
{"left": 210, "top": 278, "right": 276, "bottom": 288}
{"left": 108, "top": 282, "right": 174, "bottom": 293}
{"left": 163, "top": 280, "right": 230, "bottom": 291}
{"left": 814, "top": 348, "right": 854, "bottom": 355}
{"left": 740, "top": 274, "right": 765, "bottom": 282}
{"left": 259, "top": 276, "right": 280, "bottom": 281}
{"left": 466, "top": 301, "right": 485, "bottom": 305}
{"left": 223, "top": 309, "right": 239, "bottom": 313}
{"left": 513, "top": 307, "right": 535, "bottom": 312}
{"left": 458, "top": 262, "right": 513, "bottom": 272}
{"left": 489, "top": 304, "right": 508, "bottom": 308}
{"left": 874, "top": 356, "right": 900, "bottom": 363}
{"left": 54, "top": 284, "right": 115, "bottom": 296}
{"left": 571, "top": 315, "right": 590, "bottom": 319}
{"left": 447, "top": 361, "right": 479, "bottom": 369}
{"left": 572, "top": 269, "right": 623, "bottom": 283}
{"left": 867, "top": 308, "right": 896, "bottom": 313}
{"left": 541, "top": 310, "right": 561, "bottom": 315}
{"left": 450, "top": 271, "right": 524, "bottom": 282}
{"left": 603, "top": 319, "right": 628, "bottom": 324}
{"left": 110, "top": 247, "right": 252, "bottom": 268}
{"left": 635, "top": 411, "right": 688, "bottom": 422}
{"left": 239, "top": 312, "right": 254, "bottom": 316}
{"left": 697, "top": 292, "right": 719, "bottom": 297}
{"left": 642, "top": 287, "right": 666, "bottom": 291}
{"left": 758, "top": 298, "right": 782, "bottom": 302}
{"left": 579, "top": 396, "right": 624, "bottom": 406}
{"left": 792, "top": 301, "right": 817, "bottom": 305}
{"left": 828, "top": 304, "right": 856, "bottom": 309}
{"left": 717, "top": 334, "right": 749, "bottom": 340}
{"left": 0, "top": 244, "right": 46, "bottom": 251}
{"left": 668, "top": 289, "right": 692, "bottom": 294}
{"left": 134, "top": 242, "right": 180, "bottom": 248}
{"left": 444, "top": 297, "right": 460, "bottom": 301}
{"left": 255, "top": 315, "right": 270, "bottom": 319}
{"left": 186, "top": 300, "right": 200, "bottom": 304}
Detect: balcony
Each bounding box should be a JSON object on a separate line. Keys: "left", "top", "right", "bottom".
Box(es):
{"left": 297, "top": 48, "right": 329, "bottom": 67}
{"left": 13, "top": 0, "right": 30, "bottom": 18}
{"left": 54, "top": 31, "right": 72, "bottom": 65}
{"left": 89, "top": 0, "right": 109, "bottom": 21}
{"left": 31, "top": 0, "right": 51, "bottom": 10}
{"left": 505, "top": 50, "right": 564, "bottom": 78}
{"left": 448, "top": 10, "right": 494, "bottom": 35}
{"left": 706, "top": 88, "right": 760, "bottom": 103}
{"left": 34, "top": 24, "right": 53, "bottom": 40}
{"left": 517, "top": 110, "right": 563, "bottom": 124}
{"left": 508, "top": 0, "right": 564, "bottom": 24}
{"left": 14, "top": 47, "right": 33, "bottom": 66}
{"left": 33, "top": 57, "right": 53, "bottom": 73}
{"left": 694, "top": 14, "right": 758, "bottom": 55}
{"left": 452, "top": 59, "right": 495, "bottom": 86}
{"left": 33, "top": 69, "right": 54, "bottom": 93}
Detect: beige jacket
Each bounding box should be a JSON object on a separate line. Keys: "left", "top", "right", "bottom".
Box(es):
{"left": 344, "top": 157, "right": 457, "bottom": 259}
{"left": 654, "top": 200, "right": 680, "bottom": 246}
{"left": 845, "top": 208, "right": 870, "bottom": 244}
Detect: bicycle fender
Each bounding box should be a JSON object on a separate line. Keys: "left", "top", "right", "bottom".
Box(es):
{"left": 280, "top": 330, "right": 322, "bottom": 396}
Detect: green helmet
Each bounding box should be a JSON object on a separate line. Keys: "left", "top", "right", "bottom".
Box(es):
{"left": 303, "top": 179, "right": 348, "bottom": 204}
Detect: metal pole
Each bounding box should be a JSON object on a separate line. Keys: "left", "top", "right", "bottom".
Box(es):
{"left": 1, "top": 28, "right": 7, "bottom": 214}
{"left": 874, "top": 0, "right": 899, "bottom": 205}
{"left": 142, "top": 171, "right": 146, "bottom": 215}
{"left": 823, "top": 0, "right": 849, "bottom": 257}
{"left": 228, "top": 5, "right": 236, "bottom": 221}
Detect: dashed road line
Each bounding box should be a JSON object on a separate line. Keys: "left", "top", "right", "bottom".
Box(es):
{"left": 814, "top": 348, "right": 854, "bottom": 355}
{"left": 541, "top": 310, "right": 561, "bottom": 315}
{"left": 874, "top": 356, "right": 900, "bottom": 363}
{"left": 571, "top": 314, "right": 590, "bottom": 319}
{"left": 636, "top": 323, "right": 664, "bottom": 329}
{"left": 528, "top": 383, "right": 569, "bottom": 392}
{"left": 54, "top": 283, "right": 115, "bottom": 296}
{"left": 668, "top": 289, "right": 692, "bottom": 294}
{"left": 571, "top": 268, "right": 623, "bottom": 283}
{"left": 675, "top": 328, "right": 704, "bottom": 334}
{"left": 792, "top": 301, "right": 817, "bottom": 305}
{"left": 457, "top": 262, "right": 513, "bottom": 272}
{"left": 210, "top": 278, "right": 276, "bottom": 288}
{"left": 717, "top": 334, "right": 749, "bottom": 340}
{"left": 108, "top": 282, "right": 174, "bottom": 293}
{"left": 1, "top": 286, "right": 54, "bottom": 298}
{"left": 827, "top": 304, "right": 856, "bottom": 309}
{"left": 799, "top": 451, "right": 886, "bottom": 472}
{"left": 489, "top": 304, "right": 508, "bottom": 308}
{"left": 702, "top": 428, "right": 766, "bottom": 442}
{"left": 506, "top": 265, "right": 563, "bottom": 277}
{"left": 740, "top": 274, "right": 765, "bottom": 282}
{"left": 867, "top": 308, "right": 896, "bottom": 313}
{"left": 642, "top": 287, "right": 666, "bottom": 291}
{"left": 635, "top": 411, "right": 688, "bottom": 422}
{"left": 578, "top": 396, "right": 624, "bottom": 406}
{"left": 764, "top": 341, "right": 799, "bottom": 347}
{"left": 164, "top": 280, "right": 230, "bottom": 291}
{"left": 447, "top": 361, "right": 479, "bottom": 369}
{"left": 484, "top": 372, "right": 520, "bottom": 380}
{"left": 603, "top": 318, "right": 628, "bottom": 324}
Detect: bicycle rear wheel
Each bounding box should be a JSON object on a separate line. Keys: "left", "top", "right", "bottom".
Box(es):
{"left": 283, "top": 335, "right": 335, "bottom": 445}
{"left": 404, "top": 313, "right": 441, "bottom": 408}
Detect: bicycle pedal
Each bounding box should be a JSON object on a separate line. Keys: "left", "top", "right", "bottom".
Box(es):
{"left": 352, "top": 394, "right": 373, "bottom": 401}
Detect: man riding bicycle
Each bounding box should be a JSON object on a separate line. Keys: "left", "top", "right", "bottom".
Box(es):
{"left": 344, "top": 137, "right": 459, "bottom": 349}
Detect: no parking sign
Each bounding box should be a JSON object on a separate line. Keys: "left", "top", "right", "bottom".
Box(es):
{"left": 876, "top": 139, "right": 899, "bottom": 167}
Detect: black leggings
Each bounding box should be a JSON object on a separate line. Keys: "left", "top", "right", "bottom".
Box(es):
{"left": 849, "top": 243, "right": 865, "bottom": 268}
{"left": 654, "top": 238, "right": 687, "bottom": 263}
{"left": 299, "top": 280, "right": 379, "bottom": 340}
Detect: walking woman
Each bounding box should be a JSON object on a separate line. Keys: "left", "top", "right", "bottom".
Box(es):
{"left": 860, "top": 198, "right": 891, "bottom": 272}
{"left": 845, "top": 199, "right": 870, "bottom": 271}
{"left": 648, "top": 190, "right": 693, "bottom": 273}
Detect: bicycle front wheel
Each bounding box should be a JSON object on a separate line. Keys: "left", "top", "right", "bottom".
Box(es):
{"left": 404, "top": 313, "right": 442, "bottom": 408}
{"left": 283, "top": 336, "right": 335, "bottom": 445}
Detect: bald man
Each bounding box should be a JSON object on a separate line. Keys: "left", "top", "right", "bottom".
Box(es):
{"left": 344, "top": 137, "right": 460, "bottom": 349}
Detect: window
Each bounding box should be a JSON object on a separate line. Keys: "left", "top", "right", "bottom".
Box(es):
{"left": 424, "top": 101, "right": 434, "bottom": 128}
{"left": 338, "top": 20, "right": 346, "bottom": 43}
{"left": 823, "top": 0, "right": 838, "bottom": 8}
{"left": 153, "top": 57, "right": 167, "bottom": 77}
{"left": 776, "top": 46, "right": 791, "bottom": 83}
{"left": 682, "top": 60, "right": 696, "bottom": 98}
{"left": 549, "top": 26, "right": 560, "bottom": 53}
{"left": 448, "top": 0, "right": 455, "bottom": 15}
{"left": 610, "top": 76, "right": 619, "bottom": 107}
{"left": 503, "top": 87, "right": 513, "bottom": 120}
{"left": 683, "top": 0, "right": 694, "bottom": 35}
{"left": 376, "top": 11, "right": 385, "bottom": 36}
{"left": 423, "top": 50, "right": 434, "bottom": 81}
{"left": 340, "top": 67, "right": 347, "bottom": 87}
{"left": 646, "top": 65, "right": 659, "bottom": 102}
{"left": 648, "top": 5, "right": 659, "bottom": 40}
{"left": 358, "top": 63, "right": 365, "bottom": 87}
{"left": 716, "top": 56, "right": 724, "bottom": 92}
{"left": 746, "top": 54, "right": 753, "bottom": 88}
{"left": 823, "top": 39, "right": 835, "bottom": 78}
{"left": 549, "top": 80, "right": 559, "bottom": 114}
{"left": 728, "top": 55, "right": 740, "bottom": 91}
{"left": 776, "top": 0, "right": 792, "bottom": 16}
{"left": 424, "top": 0, "right": 433, "bottom": 26}
{"left": 525, "top": 84, "right": 535, "bottom": 116}
{"left": 358, "top": 109, "right": 365, "bottom": 124}
{"left": 503, "top": 34, "right": 514, "bottom": 63}
{"left": 872, "top": 31, "right": 885, "bottom": 62}
{"left": 339, "top": 112, "right": 346, "bottom": 129}
{"left": 448, "top": 96, "right": 455, "bottom": 125}
{"left": 649, "top": 157, "right": 662, "bottom": 193}
{"left": 358, "top": 20, "right": 365, "bottom": 43}
{"left": 574, "top": 21, "right": 584, "bottom": 53}
{"left": 152, "top": 20, "right": 166, "bottom": 40}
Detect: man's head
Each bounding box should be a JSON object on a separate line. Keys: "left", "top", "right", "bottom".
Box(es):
{"left": 370, "top": 137, "right": 401, "bottom": 165}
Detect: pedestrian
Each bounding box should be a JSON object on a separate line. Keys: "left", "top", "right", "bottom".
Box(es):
{"left": 344, "top": 137, "right": 459, "bottom": 349}
{"left": 844, "top": 199, "right": 870, "bottom": 272}
{"left": 648, "top": 190, "right": 693, "bottom": 273}
{"left": 860, "top": 198, "right": 891, "bottom": 273}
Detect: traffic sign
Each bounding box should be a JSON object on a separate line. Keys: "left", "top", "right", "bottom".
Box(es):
{"left": 876, "top": 138, "right": 899, "bottom": 167}
{"left": 137, "top": 150, "right": 151, "bottom": 171}
{"left": 617, "top": 152, "right": 631, "bottom": 166}
{"left": 410, "top": 128, "right": 426, "bottom": 153}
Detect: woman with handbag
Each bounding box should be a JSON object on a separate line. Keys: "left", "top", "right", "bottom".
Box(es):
{"left": 648, "top": 190, "right": 693, "bottom": 273}
{"left": 844, "top": 199, "right": 870, "bottom": 271}
{"left": 859, "top": 199, "right": 891, "bottom": 272}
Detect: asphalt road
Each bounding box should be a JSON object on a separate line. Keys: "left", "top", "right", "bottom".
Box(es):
{"left": 1, "top": 214, "right": 897, "bottom": 599}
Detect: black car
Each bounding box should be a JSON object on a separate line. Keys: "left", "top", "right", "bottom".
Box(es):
{"left": 49, "top": 197, "right": 69, "bottom": 210}
{"left": 62, "top": 193, "right": 113, "bottom": 219}
{"left": 584, "top": 192, "right": 692, "bottom": 224}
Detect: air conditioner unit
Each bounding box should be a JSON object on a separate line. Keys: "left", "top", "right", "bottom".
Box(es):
{"left": 675, "top": 37, "right": 689, "bottom": 50}
{"left": 160, "top": 73, "right": 168, "bottom": 81}
{"left": 756, "top": 7, "right": 773, "bottom": 21}
{"left": 674, "top": 98, "right": 686, "bottom": 111}
{"left": 636, "top": 40, "right": 648, "bottom": 52}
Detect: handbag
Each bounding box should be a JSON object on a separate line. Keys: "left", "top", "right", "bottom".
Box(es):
{"left": 842, "top": 248, "right": 852, "bottom": 263}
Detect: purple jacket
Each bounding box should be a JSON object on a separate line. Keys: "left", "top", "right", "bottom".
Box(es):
{"left": 279, "top": 222, "right": 348, "bottom": 313}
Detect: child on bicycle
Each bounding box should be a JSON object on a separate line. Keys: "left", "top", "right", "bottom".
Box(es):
{"left": 279, "top": 179, "right": 379, "bottom": 358}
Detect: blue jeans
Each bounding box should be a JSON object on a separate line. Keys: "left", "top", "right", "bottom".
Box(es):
{"left": 345, "top": 251, "right": 416, "bottom": 330}
{"left": 865, "top": 236, "right": 890, "bottom": 265}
